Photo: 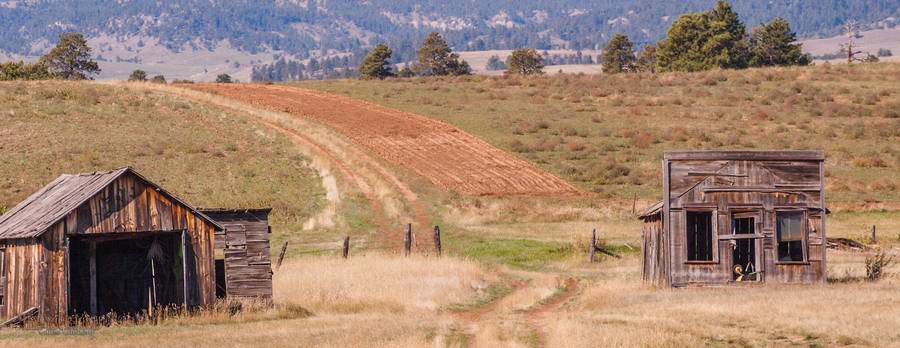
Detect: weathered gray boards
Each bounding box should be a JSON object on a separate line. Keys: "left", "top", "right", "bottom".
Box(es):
{"left": 200, "top": 209, "right": 273, "bottom": 298}
{"left": 639, "top": 151, "right": 827, "bottom": 287}
{"left": 0, "top": 167, "right": 222, "bottom": 324}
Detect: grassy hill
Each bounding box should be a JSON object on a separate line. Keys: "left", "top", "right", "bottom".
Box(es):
{"left": 0, "top": 81, "right": 324, "bottom": 231}
{"left": 295, "top": 62, "right": 900, "bottom": 202}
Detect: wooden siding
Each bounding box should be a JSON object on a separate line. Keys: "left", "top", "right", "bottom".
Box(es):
{"left": 641, "top": 215, "right": 666, "bottom": 286}
{"left": 202, "top": 210, "right": 272, "bottom": 298}
{"left": 0, "top": 172, "right": 217, "bottom": 321}
{"left": 646, "top": 151, "right": 826, "bottom": 287}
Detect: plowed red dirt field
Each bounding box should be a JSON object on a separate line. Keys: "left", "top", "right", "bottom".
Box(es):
{"left": 191, "top": 83, "right": 581, "bottom": 197}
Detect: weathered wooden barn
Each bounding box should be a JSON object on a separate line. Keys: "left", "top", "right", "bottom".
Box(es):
{"left": 0, "top": 167, "right": 222, "bottom": 323}
{"left": 200, "top": 209, "right": 273, "bottom": 299}
{"left": 639, "top": 151, "right": 827, "bottom": 287}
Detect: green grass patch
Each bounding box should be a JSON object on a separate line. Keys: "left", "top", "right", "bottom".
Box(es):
{"left": 454, "top": 237, "right": 571, "bottom": 270}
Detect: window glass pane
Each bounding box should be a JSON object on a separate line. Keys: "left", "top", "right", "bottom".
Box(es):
{"left": 686, "top": 211, "right": 713, "bottom": 261}
{"left": 777, "top": 213, "right": 803, "bottom": 241}
{"left": 777, "top": 212, "right": 805, "bottom": 261}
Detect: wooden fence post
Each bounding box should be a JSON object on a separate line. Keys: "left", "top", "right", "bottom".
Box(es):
{"left": 404, "top": 223, "right": 412, "bottom": 256}
{"left": 589, "top": 229, "right": 597, "bottom": 263}
{"left": 342, "top": 236, "right": 350, "bottom": 259}
{"left": 276, "top": 241, "right": 288, "bottom": 270}
{"left": 433, "top": 226, "right": 442, "bottom": 257}
{"left": 871, "top": 225, "right": 876, "bottom": 243}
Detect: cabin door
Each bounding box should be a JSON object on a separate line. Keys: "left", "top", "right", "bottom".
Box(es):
{"left": 731, "top": 212, "right": 761, "bottom": 282}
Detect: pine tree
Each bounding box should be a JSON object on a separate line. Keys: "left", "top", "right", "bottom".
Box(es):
{"left": 39, "top": 33, "right": 100, "bottom": 80}
{"left": 414, "top": 32, "right": 465, "bottom": 76}
{"left": 657, "top": 1, "right": 750, "bottom": 72}
{"left": 505, "top": 48, "right": 544, "bottom": 75}
{"left": 749, "top": 17, "right": 811, "bottom": 67}
{"left": 636, "top": 45, "right": 657, "bottom": 73}
{"left": 601, "top": 34, "right": 636, "bottom": 74}
{"left": 358, "top": 44, "right": 395, "bottom": 80}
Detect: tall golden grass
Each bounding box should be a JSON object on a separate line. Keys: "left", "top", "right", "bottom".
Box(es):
{"left": 274, "top": 253, "right": 497, "bottom": 313}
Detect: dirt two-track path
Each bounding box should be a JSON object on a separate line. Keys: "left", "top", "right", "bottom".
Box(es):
{"left": 455, "top": 271, "right": 579, "bottom": 347}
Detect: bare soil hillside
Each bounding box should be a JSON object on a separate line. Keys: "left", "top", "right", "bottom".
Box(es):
{"left": 191, "top": 83, "right": 581, "bottom": 197}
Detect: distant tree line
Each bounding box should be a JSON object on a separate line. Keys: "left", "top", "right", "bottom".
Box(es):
{"left": 254, "top": 32, "right": 472, "bottom": 81}
{"left": 2, "top": 0, "right": 897, "bottom": 63}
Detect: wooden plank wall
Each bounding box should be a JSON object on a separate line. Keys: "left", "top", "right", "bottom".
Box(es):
{"left": 0, "top": 239, "right": 43, "bottom": 320}
{"left": 640, "top": 216, "right": 665, "bottom": 286}
{"left": 204, "top": 210, "right": 272, "bottom": 298}
{"left": 664, "top": 158, "right": 825, "bottom": 286}
{"left": 1, "top": 172, "right": 217, "bottom": 321}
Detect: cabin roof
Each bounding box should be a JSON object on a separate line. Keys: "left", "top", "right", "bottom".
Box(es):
{"left": 637, "top": 201, "right": 663, "bottom": 219}
{"left": 664, "top": 150, "right": 824, "bottom": 161}
{"left": 198, "top": 208, "right": 273, "bottom": 214}
{"left": 0, "top": 167, "right": 223, "bottom": 240}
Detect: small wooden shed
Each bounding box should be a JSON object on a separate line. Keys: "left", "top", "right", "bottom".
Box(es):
{"left": 639, "top": 151, "right": 826, "bottom": 287}
{"left": 0, "top": 167, "right": 222, "bottom": 323}
{"left": 199, "top": 209, "right": 273, "bottom": 299}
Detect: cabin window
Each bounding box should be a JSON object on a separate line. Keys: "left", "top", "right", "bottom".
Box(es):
{"left": 686, "top": 211, "right": 714, "bottom": 261}
{"left": 777, "top": 212, "right": 805, "bottom": 262}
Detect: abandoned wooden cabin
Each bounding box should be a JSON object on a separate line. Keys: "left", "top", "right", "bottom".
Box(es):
{"left": 639, "top": 150, "right": 827, "bottom": 287}
{"left": 199, "top": 209, "right": 273, "bottom": 299}
{"left": 0, "top": 167, "right": 226, "bottom": 324}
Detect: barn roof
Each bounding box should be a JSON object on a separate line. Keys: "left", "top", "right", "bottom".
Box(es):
{"left": 0, "top": 167, "right": 223, "bottom": 240}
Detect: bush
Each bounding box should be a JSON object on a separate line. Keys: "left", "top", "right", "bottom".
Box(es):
{"left": 852, "top": 156, "right": 888, "bottom": 168}
{"left": 865, "top": 251, "right": 894, "bottom": 281}
{"left": 128, "top": 69, "right": 148, "bottom": 81}
{"left": 215, "top": 74, "right": 233, "bottom": 83}
{"left": 150, "top": 75, "right": 167, "bottom": 84}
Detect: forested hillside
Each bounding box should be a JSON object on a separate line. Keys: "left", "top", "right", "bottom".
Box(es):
{"left": 2, "top": 0, "right": 898, "bottom": 61}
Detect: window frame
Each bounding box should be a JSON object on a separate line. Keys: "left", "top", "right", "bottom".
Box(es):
{"left": 775, "top": 209, "right": 809, "bottom": 264}
{"left": 683, "top": 208, "right": 718, "bottom": 264}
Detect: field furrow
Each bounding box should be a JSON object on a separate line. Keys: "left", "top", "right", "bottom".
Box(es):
{"left": 190, "top": 83, "right": 582, "bottom": 198}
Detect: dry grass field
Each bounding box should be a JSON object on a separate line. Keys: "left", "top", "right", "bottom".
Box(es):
{"left": 294, "top": 62, "right": 900, "bottom": 202}
{"left": 1, "top": 66, "right": 899, "bottom": 347}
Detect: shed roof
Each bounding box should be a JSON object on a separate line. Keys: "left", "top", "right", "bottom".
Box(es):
{"left": 637, "top": 201, "right": 663, "bottom": 219}
{"left": 0, "top": 167, "right": 223, "bottom": 240}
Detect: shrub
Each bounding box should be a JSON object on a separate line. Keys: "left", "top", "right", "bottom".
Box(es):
{"left": 865, "top": 251, "right": 894, "bottom": 281}
{"left": 852, "top": 156, "right": 888, "bottom": 168}
{"left": 568, "top": 142, "right": 585, "bottom": 151}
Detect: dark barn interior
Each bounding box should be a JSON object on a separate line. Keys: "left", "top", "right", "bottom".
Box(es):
{"left": 69, "top": 232, "right": 184, "bottom": 316}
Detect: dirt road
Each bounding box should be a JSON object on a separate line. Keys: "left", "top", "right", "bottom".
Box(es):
{"left": 191, "top": 84, "right": 581, "bottom": 197}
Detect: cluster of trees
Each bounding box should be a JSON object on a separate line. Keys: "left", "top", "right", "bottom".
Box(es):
{"left": 358, "top": 32, "right": 471, "bottom": 80}
{"left": 0, "top": 33, "right": 99, "bottom": 81}
{"left": 542, "top": 52, "right": 599, "bottom": 66}
{"left": 601, "top": 1, "right": 811, "bottom": 74}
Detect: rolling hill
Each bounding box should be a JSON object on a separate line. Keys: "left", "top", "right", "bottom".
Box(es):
{"left": 2, "top": 0, "right": 899, "bottom": 80}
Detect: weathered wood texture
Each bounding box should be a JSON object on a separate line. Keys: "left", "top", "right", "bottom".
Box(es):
{"left": 200, "top": 209, "right": 273, "bottom": 298}
{"left": 641, "top": 151, "right": 826, "bottom": 287}
{"left": 0, "top": 168, "right": 220, "bottom": 322}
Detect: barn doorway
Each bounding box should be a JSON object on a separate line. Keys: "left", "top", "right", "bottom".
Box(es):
{"left": 69, "top": 232, "right": 185, "bottom": 316}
